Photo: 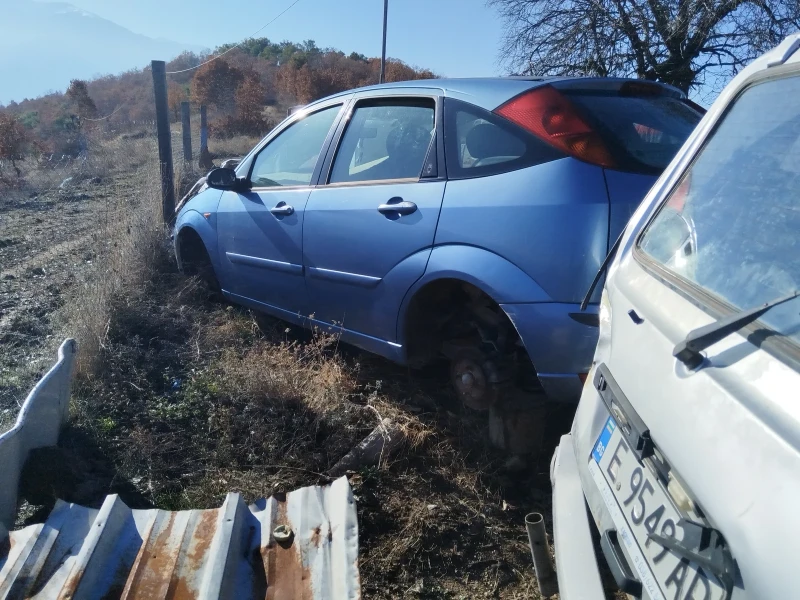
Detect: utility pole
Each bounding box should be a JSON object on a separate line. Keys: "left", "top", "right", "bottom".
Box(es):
{"left": 379, "top": 0, "right": 388, "bottom": 84}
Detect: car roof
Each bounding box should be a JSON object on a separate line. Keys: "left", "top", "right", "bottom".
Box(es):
{"left": 305, "top": 76, "right": 686, "bottom": 111}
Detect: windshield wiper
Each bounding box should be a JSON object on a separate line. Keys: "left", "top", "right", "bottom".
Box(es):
{"left": 580, "top": 230, "right": 624, "bottom": 311}
{"left": 674, "top": 290, "right": 799, "bottom": 367}
{"left": 648, "top": 519, "right": 735, "bottom": 599}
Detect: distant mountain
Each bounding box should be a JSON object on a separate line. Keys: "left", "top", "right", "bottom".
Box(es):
{"left": 0, "top": 0, "right": 204, "bottom": 104}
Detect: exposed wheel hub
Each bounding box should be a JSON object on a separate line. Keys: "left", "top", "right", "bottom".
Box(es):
{"left": 451, "top": 352, "right": 498, "bottom": 411}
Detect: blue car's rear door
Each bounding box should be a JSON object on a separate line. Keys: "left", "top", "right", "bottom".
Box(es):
{"left": 302, "top": 90, "right": 445, "bottom": 347}
{"left": 216, "top": 102, "right": 345, "bottom": 317}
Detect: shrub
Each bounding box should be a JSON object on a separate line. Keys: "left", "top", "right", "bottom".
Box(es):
{"left": 0, "top": 111, "right": 31, "bottom": 177}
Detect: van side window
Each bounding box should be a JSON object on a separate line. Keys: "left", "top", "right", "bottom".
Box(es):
{"left": 444, "top": 98, "right": 563, "bottom": 179}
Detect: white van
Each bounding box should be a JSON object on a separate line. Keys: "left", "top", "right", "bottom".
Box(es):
{"left": 549, "top": 34, "right": 800, "bottom": 600}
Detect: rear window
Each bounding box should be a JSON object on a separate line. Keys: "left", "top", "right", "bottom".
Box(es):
{"left": 639, "top": 74, "right": 800, "bottom": 350}
{"left": 566, "top": 90, "right": 702, "bottom": 173}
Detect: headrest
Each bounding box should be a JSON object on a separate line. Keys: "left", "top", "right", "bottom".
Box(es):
{"left": 385, "top": 126, "right": 402, "bottom": 157}
{"left": 465, "top": 123, "right": 525, "bottom": 160}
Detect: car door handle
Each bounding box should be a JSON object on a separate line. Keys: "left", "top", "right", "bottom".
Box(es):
{"left": 269, "top": 202, "right": 294, "bottom": 216}
{"left": 377, "top": 200, "right": 417, "bottom": 215}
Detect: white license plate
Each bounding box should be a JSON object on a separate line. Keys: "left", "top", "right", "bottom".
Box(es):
{"left": 590, "top": 416, "right": 727, "bottom": 600}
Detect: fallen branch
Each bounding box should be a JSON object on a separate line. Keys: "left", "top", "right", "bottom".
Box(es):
{"left": 328, "top": 418, "right": 405, "bottom": 477}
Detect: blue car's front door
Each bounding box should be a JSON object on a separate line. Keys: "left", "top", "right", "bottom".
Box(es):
{"left": 303, "top": 92, "right": 445, "bottom": 347}
{"left": 216, "top": 103, "right": 344, "bottom": 317}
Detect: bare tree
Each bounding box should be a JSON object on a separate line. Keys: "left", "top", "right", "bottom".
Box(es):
{"left": 489, "top": 0, "right": 800, "bottom": 93}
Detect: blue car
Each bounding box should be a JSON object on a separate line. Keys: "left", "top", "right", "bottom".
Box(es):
{"left": 174, "top": 77, "right": 702, "bottom": 407}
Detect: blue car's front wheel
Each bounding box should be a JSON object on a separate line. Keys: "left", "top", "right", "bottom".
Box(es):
{"left": 178, "top": 231, "right": 221, "bottom": 299}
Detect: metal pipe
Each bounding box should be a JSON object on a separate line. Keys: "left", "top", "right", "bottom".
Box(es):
{"left": 525, "top": 512, "right": 558, "bottom": 597}
{"left": 379, "top": 0, "right": 388, "bottom": 84}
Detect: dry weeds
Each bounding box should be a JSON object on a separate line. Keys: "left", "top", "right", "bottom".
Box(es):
{"left": 7, "top": 133, "right": 570, "bottom": 598}
{"left": 0, "top": 133, "right": 162, "bottom": 432}
{"left": 59, "top": 158, "right": 166, "bottom": 375}
{"left": 208, "top": 134, "right": 261, "bottom": 160}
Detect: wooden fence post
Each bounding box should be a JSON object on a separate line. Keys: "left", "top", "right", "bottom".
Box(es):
{"left": 151, "top": 60, "right": 175, "bottom": 222}
{"left": 181, "top": 101, "right": 192, "bottom": 163}
{"left": 199, "top": 105, "right": 212, "bottom": 170}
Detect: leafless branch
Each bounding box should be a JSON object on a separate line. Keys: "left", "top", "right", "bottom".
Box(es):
{"left": 488, "top": 0, "right": 800, "bottom": 93}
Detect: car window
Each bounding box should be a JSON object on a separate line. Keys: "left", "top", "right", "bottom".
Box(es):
{"left": 639, "top": 74, "right": 800, "bottom": 348}
{"left": 329, "top": 100, "right": 435, "bottom": 183}
{"left": 444, "top": 98, "right": 564, "bottom": 179}
{"left": 565, "top": 89, "right": 702, "bottom": 173}
{"left": 250, "top": 105, "right": 340, "bottom": 187}
{"left": 455, "top": 109, "right": 526, "bottom": 169}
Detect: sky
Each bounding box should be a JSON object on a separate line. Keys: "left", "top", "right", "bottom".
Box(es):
{"left": 42, "top": 0, "right": 508, "bottom": 78}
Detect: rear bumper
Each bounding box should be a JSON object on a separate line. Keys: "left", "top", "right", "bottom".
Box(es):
{"left": 550, "top": 434, "right": 605, "bottom": 600}
{"left": 500, "top": 302, "right": 599, "bottom": 403}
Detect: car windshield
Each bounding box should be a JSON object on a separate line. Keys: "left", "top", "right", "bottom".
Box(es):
{"left": 566, "top": 89, "right": 702, "bottom": 173}
{"left": 639, "top": 74, "right": 800, "bottom": 348}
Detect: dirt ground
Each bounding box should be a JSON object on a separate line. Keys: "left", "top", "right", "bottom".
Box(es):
{"left": 0, "top": 170, "right": 124, "bottom": 429}
{"left": 0, "top": 136, "right": 620, "bottom": 599}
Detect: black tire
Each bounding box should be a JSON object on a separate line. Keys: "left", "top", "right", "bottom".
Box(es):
{"left": 180, "top": 236, "right": 221, "bottom": 299}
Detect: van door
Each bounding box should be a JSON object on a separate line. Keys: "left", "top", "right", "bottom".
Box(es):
{"left": 579, "top": 73, "right": 800, "bottom": 599}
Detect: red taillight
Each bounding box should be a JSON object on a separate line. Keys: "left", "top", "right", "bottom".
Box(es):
{"left": 666, "top": 174, "right": 691, "bottom": 212}
{"left": 494, "top": 85, "right": 615, "bottom": 168}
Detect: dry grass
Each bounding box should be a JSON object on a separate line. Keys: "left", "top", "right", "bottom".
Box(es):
{"left": 46, "top": 223, "right": 546, "bottom": 596}
{"left": 63, "top": 284, "right": 434, "bottom": 508}
{"left": 2, "top": 133, "right": 157, "bottom": 206}
{"left": 6, "top": 132, "right": 564, "bottom": 597}
{"left": 208, "top": 134, "right": 261, "bottom": 159}
{"left": 57, "top": 269, "right": 546, "bottom": 596}
{"left": 57, "top": 142, "right": 167, "bottom": 376}
{"left": 0, "top": 133, "right": 163, "bottom": 432}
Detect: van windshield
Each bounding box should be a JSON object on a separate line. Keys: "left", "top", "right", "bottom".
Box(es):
{"left": 639, "top": 74, "right": 800, "bottom": 349}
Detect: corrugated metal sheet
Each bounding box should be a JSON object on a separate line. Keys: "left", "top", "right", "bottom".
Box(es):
{"left": 0, "top": 478, "right": 360, "bottom": 599}
{"left": 0, "top": 339, "right": 76, "bottom": 531}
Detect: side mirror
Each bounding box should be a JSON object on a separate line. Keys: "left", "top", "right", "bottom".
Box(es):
{"left": 206, "top": 167, "right": 248, "bottom": 191}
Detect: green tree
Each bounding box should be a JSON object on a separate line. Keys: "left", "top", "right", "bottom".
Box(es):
{"left": 19, "top": 111, "right": 40, "bottom": 129}
{"left": 66, "top": 79, "right": 98, "bottom": 119}
{"left": 348, "top": 52, "right": 368, "bottom": 63}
